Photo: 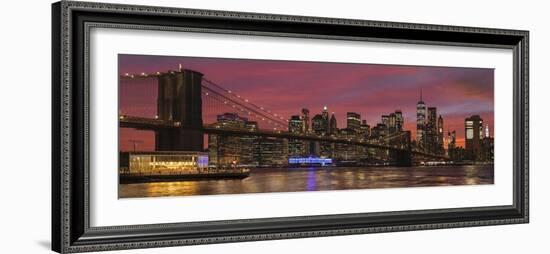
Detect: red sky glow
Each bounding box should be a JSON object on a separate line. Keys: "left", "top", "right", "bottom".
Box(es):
{"left": 118, "top": 54, "right": 494, "bottom": 152}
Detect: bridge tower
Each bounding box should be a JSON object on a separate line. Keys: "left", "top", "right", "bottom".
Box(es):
{"left": 389, "top": 131, "right": 412, "bottom": 167}
{"left": 155, "top": 69, "right": 204, "bottom": 151}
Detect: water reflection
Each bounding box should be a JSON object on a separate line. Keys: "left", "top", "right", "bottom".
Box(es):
{"left": 119, "top": 165, "right": 494, "bottom": 198}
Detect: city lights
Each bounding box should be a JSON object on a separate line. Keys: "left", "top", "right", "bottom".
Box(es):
{"left": 117, "top": 56, "right": 496, "bottom": 200}
{"left": 118, "top": 66, "right": 493, "bottom": 167}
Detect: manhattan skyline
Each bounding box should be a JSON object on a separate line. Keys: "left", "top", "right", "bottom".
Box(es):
{"left": 119, "top": 54, "right": 494, "bottom": 151}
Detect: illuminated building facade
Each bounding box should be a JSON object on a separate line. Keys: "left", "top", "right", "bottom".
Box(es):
{"left": 301, "top": 108, "right": 312, "bottom": 155}
{"left": 359, "top": 120, "right": 371, "bottom": 139}
{"left": 437, "top": 115, "right": 444, "bottom": 154}
{"left": 481, "top": 124, "right": 494, "bottom": 162}
{"left": 388, "top": 113, "right": 397, "bottom": 133}
{"left": 288, "top": 115, "right": 306, "bottom": 157}
{"left": 201, "top": 94, "right": 486, "bottom": 167}
{"left": 209, "top": 112, "right": 296, "bottom": 167}
{"left": 426, "top": 107, "right": 438, "bottom": 153}
{"left": 208, "top": 113, "right": 246, "bottom": 166}
{"left": 465, "top": 115, "right": 484, "bottom": 160}
{"left": 120, "top": 151, "right": 209, "bottom": 174}
{"left": 382, "top": 110, "right": 403, "bottom": 134}
{"left": 208, "top": 113, "right": 257, "bottom": 166}
{"left": 322, "top": 105, "right": 329, "bottom": 123}
{"left": 395, "top": 110, "right": 404, "bottom": 132}
{"left": 346, "top": 112, "right": 361, "bottom": 131}
{"left": 335, "top": 128, "right": 362, "bottom": 160}
{"left": 381, "top": 115, "right": 389, "bottom": 128}
{"left": 288, "top": 115, "right": 304, "bottom": 133}
{"left": 414, "top": 91, "right": 444, "bottom": 154}
{"left": 481, "top": 137, "right": 494, "bottom": 162}
{"left": 416, "top": 90, "right": 426, "bottom": 146}
{"left": 447, "top": 130, "right": 457, "bottom": 159}
{"left": 301, "top": 108, "right": 310, "bottom": 133}
{"left": 253, "top": 136, "right": 288, "bottom": 167}
{"left": 371, "top": 123, "right": 388, "bottom": 139}
{"left": 310, "top": 106, "right": 333, "bottom": 157}
{"left": 375, "top": 110, "right": 405, "bottom": 138}
{"left": 311, "top": 114, "right": 327, "bottom": 135}
{"left": 241, "top": 121, "right": 258, "bottom": 166}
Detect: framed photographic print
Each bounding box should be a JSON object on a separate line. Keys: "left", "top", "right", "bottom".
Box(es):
{"left": 52, "top": 1, "right": 529, "bottom": 253}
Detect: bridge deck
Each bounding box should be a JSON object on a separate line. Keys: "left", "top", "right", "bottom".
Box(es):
{"left": 119, "top": 115, "right": 449, "bottom": 160}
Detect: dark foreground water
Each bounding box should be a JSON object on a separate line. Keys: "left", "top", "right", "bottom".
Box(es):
{"left": 119, "top": 165, "right": 494, "bottom": 198}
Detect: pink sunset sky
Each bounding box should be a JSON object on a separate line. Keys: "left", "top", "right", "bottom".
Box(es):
{"left": 118, "top": 54, "right": 494, "bottom": 152}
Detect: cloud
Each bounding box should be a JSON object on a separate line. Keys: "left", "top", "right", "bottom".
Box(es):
{"left": 118, "top": 54, "right": 494, "bottom": 150}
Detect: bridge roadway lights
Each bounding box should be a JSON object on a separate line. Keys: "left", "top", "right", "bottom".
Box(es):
{"left": 155, "top": 69, "right": 205, "bottom": 152}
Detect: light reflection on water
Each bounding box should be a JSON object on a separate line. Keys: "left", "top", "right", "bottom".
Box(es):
{"left": 119, "top": 165, "right": 494, "bottom": 198}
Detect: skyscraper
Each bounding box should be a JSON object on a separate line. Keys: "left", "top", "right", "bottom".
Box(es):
{"left": 301, "top": 108, "right": 312, "bottom": 155}
{"left": 426, "top": 107, "right": 437, "bottom": 153}
{"left": 447, "top": 130, "right": 457, "bottom": 159}
{"left": 381, "top": 115, "right": 388, "bottom": 125}
{"left": 334, "top": 128, "right": 359, "bottom": 160}
{"left": 312, "top": 114, "right": 327, "bottom": 135}
{"left": 316, "top": 106, "right": 332, "bottom": 157}
{"left": 301, "top": 108, "right": 310, "bottom": 133}
{"left": 447, "top": 130, "right": 455, "bottom": 149}
{"left": 481, "top": 124, "right": 494, "bottom": 162}
{"left": 241, "top": 121, "right": 258, "bottom": 166}
{"left": 427, "top": 107, "right": 437, "bottom": 127}
{"left": 253, "top": 137, "right": 288, "bottom": 166}
{"left": 346, "top": 112, "right": 361, "bottom": 131}
{"left": 395, "top": 110, "right": 404, "bottom": 132}
{"left": 416, "top": 89, "right": 426, "bottom": 146}
{"left": 371, "top": 123, "right": 388, "bottom": 139}
{"left": 437, "top": 115, "right": 444, "bottom": 154}
{"left": 322, "top": 105, "right": 329, "bottom": 122}
{"left": 312, "top": 106, "right": 330, "bottom": 136}
{"left": 465, "top": 115, "right": 484, "bottom": 160}
{"left": 321, "top": 106, "right": 330, "bottom": 134}
{"left": 208, "top": 113, "right": 250, "bottom": 166}
{"left": 359, "top": 120, "right": 370, "bottom": 138}
{"left": 288, "top": 115, "right": 306, "bottom": 157}
{"left": 379, "top": 110, "right": 403, "bottom": 135}
{"left": 288, "top": 115, "right": 303, "bottom": 133}
{"left": 329, "top": 113, "right": 338, "bottom": 134}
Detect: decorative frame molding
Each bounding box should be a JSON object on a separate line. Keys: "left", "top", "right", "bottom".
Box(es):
{"left": 52, "top": 1, "right": 529, "bottom": 253}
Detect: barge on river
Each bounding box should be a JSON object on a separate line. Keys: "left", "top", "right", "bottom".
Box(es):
{"left": 119, "top": 168, "right": 250, "bottom": 183}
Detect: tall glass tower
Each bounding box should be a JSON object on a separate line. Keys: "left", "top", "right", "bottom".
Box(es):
{"left": 416, "top": 89, "right": 426, "bottom": 146}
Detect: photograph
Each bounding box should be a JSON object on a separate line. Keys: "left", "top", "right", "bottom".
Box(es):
{"left": 40, "top": 1, "right": 534, "bottom": 253}
{"left": 117, "top": 54, "right": 495, "bottom": 198}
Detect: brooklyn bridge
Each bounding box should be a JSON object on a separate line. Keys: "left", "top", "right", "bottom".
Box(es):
{"left": 119, "top": 68, "right": 449, "bottom": 167}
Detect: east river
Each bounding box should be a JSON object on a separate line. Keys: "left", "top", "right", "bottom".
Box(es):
{"left": 119, "top": 165, "right": 494, "bottom": 198}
